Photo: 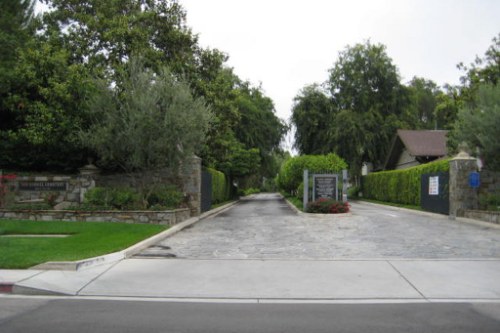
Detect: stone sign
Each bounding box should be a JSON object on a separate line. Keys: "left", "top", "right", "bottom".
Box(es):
{"left": 313, "top": 175, "right": 338, "bottom": 201}
{"left": 18, "top": 181, "right": 67, "bottom": 191}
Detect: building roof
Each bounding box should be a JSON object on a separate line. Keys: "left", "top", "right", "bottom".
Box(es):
{"left": 384, "top": 130, "right": 448, "bottom": 170}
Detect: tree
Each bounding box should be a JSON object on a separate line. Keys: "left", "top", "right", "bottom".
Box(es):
{"left": 0, "top": 0, "right": 35, "bottom": 96}
{"left": 291, "top": 84, "right": 333, "bottom": 155}
{"left": 448, "top": 83, "right": 500, "bottom": 170}
{"left": 0, "top": 24, "right": 94, "bottom": 171}
{"left": 81, "top": 57, "right": 212, "bottom": 174}
{"left": 326, "top": 41, "right": 410, "bottom": 174}
{"left": 405, "top": 77, "right": 441, "bottom": 129}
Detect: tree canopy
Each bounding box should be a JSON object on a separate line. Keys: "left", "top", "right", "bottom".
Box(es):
{"left": 0, "top": 0, "right": 287, "bottom": 186}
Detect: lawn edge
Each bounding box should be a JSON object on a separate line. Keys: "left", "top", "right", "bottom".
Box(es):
{"left": 29, "top": 200, "right": 239, "bottom": 271}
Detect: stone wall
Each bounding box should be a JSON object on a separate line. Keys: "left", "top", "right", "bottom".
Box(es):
{"left": 1, "top": 156, "right": 203, "bottom": 217}
{"left": 464, "top": 210, "right": 500, "bottom": 224}
{"left": 0, "top": 208, "right": 190, "bottom": 225}
{"left": 448, "top": 152, "right": 479, "bottom": 218}
{"left": 478, "top": 170, "right": 500, "bottom": 197}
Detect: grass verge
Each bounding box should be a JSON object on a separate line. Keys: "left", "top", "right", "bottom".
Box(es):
{"left": 0, "top": 219, "right": 167, "bottom": 269}
{"left": 281, "top": 194, "right": 304, "bottom": 212}
{"left": 355, "top": 198, "right": 423, "bottom": 211}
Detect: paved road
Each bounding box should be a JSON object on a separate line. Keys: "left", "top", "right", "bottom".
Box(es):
{"left": 138, "top": 193, "right": 500, "bottom": 259}
{"left": 1, "top": 297, "right": 500, "bottom": 333}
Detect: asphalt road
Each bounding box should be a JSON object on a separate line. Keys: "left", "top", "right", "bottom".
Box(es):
{"left": 1, "top": 297, "right": 500, "bottom": 333}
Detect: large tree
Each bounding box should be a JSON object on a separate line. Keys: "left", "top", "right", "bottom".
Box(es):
{"left": 448, "top": 83, "right": 500, "bottom": 170}
{"left": 327, "top": 41, "right": 410, "bottom": 174}
{"left": 291, "top": 84, "right": 333, "bottom": 155}
{"left": 81, "top": 57, "right": 212, "bottom": 173}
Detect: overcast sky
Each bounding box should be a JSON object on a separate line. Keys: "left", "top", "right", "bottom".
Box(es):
{"left": 180, "top": 0, "right": 499, "bottom": 125}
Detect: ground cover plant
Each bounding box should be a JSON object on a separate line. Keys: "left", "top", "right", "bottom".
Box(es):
{"left": 0, "top": 219, "right": 167, "bottom": 269}
{"left": 306, "top": 198, "right": 350, "bottom": 214}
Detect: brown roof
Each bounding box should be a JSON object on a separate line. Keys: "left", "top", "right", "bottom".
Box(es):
{"left": 397, "top": 129, "right": 448, "bottom": 156}
{"left": 383, "top": 130, "right": 448, "bottom": 170}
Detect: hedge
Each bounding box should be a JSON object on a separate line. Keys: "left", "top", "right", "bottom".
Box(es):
{"left": 361, "top": 158, "right": 450, "bottom": 206}
{"left": 205, "top": 168, "right": 232, "bottom": 204}
{"left": 277, "top": 153, "right": 348, "bottom": 194}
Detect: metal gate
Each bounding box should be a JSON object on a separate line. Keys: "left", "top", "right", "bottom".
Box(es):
{"left": 201, "top": 170, "right": 212, "bottom": 213}
{"left": 421, "top": 172, "right": 449, "bottom": 215}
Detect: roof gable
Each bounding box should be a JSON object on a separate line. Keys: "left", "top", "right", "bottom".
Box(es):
{"left": 384, "top": 130, "right": 448, "bottom": 170}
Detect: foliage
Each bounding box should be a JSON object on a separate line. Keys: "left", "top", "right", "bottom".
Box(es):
{"left": 405, "top": 77, "right": 441, "bottom": 129}
{"left": 448, "top": 84, "right": 500, "bottom": 170}
{"left": 277, "top": 153, "right": 348, "bottom": 194}
{"left": 205, "top": 168, "right": 232, "bottom": 204}
{"left": 0, "top": 219, "right": 166, "bottom": 269}
{"left": 306, "top": 198, "right": 350, "bottom": 214}
{"left": 347, "top": 186, "right": 361, "bottom": 199}
{"left": 326, "top": 41, "right": 410, "bottom": 174}
{"left": 242, "top": 188, "right": 261, "bottom": 196}
{"left": 479, "top": 193, "right": 500, "bottom": 211}
{"left": 146, "top": 185, "right": 184, "bottom": 210}
{"left": 291, "top": 84, "right": 333, "bottom": 155}
{"left": 83, "top": 185, "right": 185, "bottom": 211}
{"left": 81, "top": 57, "right": 211, "bottom": 174}
{"left": 361, "top": 158, "right": 450, "bottom": 206}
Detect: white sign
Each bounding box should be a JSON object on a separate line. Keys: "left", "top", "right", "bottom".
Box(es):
{"left": 429, "top": 176, "right": 439, "bottom": 195}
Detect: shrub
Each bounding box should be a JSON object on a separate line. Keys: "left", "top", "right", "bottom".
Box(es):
{"left": 277, "top": 153, "right": 348, "bottom": 194}
{"left": 147, "top": 185, "right": 184, "bottom": 209}
{"left": 347, "top": 186, "right": 360, "bottom": 199}
{"left": 479, "top": 192, "right": 500, "bottom": 211}
{"left": 361, "top": 158, "right": 450, "bottom": 206}
{"left": 243, "top": 188, "right": 260, "bottom": 196}
{"left": 307, "top": 198, "right": 350, "bottom": 214}
{"left": 206, "top": 168, "right": 232, "bottom": 204}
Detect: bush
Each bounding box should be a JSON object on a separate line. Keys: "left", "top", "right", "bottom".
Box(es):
{"left": 361, "top": 159, "right": 450, "bottom": 206}
{"left": 307, "top": 198, "right": 350, "bottom": 214}
{"left": 347, "top": 186, "right": 361, "bottom": 199}
{"left": 243, "top": 188, "right": 260, "bottom": 196}
{"left": 479, "top": 192, "right": 500, "bottom": 211}
{"left": 84, "top": 186, "right": 183, "bottom": 210}
{"left": 206, "top": 168, "right": 232, "bottom": 204}
{"left": 147, "top": 185, "right": 184, "bottom": 209}
{"left": 277, "top": 153, "right": 348, "bottom": 194}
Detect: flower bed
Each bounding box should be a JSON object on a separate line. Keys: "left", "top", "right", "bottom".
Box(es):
{"left": 306, "top": 198, "right": 350, "bottom": 214}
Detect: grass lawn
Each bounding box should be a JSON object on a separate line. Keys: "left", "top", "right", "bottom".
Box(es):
{"left": 0, "top": 219, "right": 167, "bottom": 269}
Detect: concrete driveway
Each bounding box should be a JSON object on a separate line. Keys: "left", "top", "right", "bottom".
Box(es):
{"left": 139, "top": 193, "right": 500, "bottom": 259}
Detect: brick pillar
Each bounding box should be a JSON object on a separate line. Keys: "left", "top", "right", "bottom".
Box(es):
{"left": 182, "top": 155, "right": 202, "bottom": 216}
{"left": 449, "top": 151, "right": 479, "bottom": 219}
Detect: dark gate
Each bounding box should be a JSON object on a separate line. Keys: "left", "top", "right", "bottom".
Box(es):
{"left": 421, "top": 172, "right": 449, "bottom": 215}
{"left": 201, "top": 170, "right": 212, "bottom": 213}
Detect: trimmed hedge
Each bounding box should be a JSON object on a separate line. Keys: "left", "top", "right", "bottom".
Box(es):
{"left": 361, "top": 159, "right": 450, "bottom": 206}
{"left": 277, "top": 153, "right": 348, "bottom": 194}
{"left": 206, "top": 168, "right": 232, "bottom": 204}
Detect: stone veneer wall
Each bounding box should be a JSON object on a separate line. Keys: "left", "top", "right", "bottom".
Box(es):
{"left": 478, "top": 170, "right": 500, "bottom": 197}
{"left": 464, "top": 210, "right": 500, "bottom": 224}
{"left": 449, "top": 153, "right": 479, "bottom": 218}
{"left": 0, "top": 208, "right": 190, "bottom": 225}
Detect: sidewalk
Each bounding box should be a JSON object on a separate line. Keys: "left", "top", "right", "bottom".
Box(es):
{"left": 2, "top": 258, "right": 500, "bottom": 301}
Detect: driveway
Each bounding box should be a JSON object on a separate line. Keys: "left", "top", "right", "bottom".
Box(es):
{"left": 138, "top": 193, "right": 500, "bottom": 259}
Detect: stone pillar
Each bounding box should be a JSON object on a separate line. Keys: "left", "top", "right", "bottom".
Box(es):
{"left": 182, "top": 155, "right": 202, "bottom": 216}
{"left": 449, "top": 151, "right": 479, "bottom": 219}
{"left": 78, "top": 163, "right": 100, "bottom": 204}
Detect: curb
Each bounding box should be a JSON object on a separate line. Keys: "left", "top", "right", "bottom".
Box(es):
{"left": 29, "top": 200, "right": 239, "bottom": 272}
{"left": 281, "top": 195, "right": 352, "bottom": 218}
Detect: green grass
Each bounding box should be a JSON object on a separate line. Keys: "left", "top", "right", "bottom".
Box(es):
{"left": 281, "top": 194, "right": 304, "bottom": 211}
{"left": 0, "top": 219, "right": 167, "bottom": 269}
{"left": 355, "top": 198, "right": 423, "bottom": 211}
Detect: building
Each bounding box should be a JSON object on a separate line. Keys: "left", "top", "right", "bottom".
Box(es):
{"left": 383, "top": 129, "right": 448, "bottom": 170}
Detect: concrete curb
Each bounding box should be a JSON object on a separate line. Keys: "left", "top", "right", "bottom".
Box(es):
{"left": 281, "top": 195, "right": 352, "bottom": 218}
{"left": 29, "top": 200, "right": 239, "bottom": 272}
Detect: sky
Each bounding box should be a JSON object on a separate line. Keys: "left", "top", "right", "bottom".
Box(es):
{"left": 179, "top": 0, "right": 499, "bottom": 124}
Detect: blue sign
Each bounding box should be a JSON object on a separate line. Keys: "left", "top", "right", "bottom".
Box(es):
{"left": 469, "top": 172, "right": 480, "bottom": 188}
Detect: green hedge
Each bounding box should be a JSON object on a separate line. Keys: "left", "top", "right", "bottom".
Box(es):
{"left": 277, "top": 153, "right": 348, "bottom": 194}
{"left": 361, "top": 159, "right": 450, "bottom": 206}
{"left": 206, "top": 168, "right": 232, "bottom": 204}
